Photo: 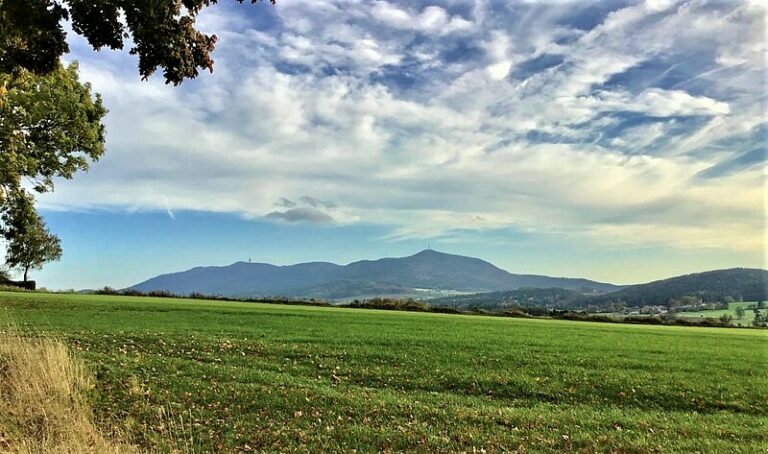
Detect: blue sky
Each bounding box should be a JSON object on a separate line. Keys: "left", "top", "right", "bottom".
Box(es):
{"left": 27, "top": 0, "right": 767, "bottom": 289}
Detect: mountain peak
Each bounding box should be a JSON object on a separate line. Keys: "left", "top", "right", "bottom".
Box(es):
{"left": 411, "top": 248, "right": 447, "bottom": 257}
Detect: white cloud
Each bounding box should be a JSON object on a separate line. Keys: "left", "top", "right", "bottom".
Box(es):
{"left": 42, "top": 0, "right": 767, "bottom": 257}
{"left": 370, "top": 2, "right": 473, "bottom": 34}
{"left": 634, "top": 89, "right": 731, "bottom": 117}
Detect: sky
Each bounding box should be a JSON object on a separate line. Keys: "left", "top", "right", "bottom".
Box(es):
{"left": 26, "top": 0, "right": 767, "bottom": 289}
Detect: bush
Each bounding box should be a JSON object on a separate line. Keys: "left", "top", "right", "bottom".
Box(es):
{"left": 121, "top": 289, "right": 145, "bottom": 297}
{"left": 718, "top": 314, "right": 733, "bottom": 325}
{"left": 0, "top": 281, "right": 36, "bottom": 291}
{"left": 624, "top": 316, "right": 663, "bottom": 325}
{"left": 344, "top": 298, "right": 430, "bottom": 312}
{"left": 501, "top": 309, "right": 531, "bottom": 318}
{"left": 430, "top": 306, "right": 464, "bottom": 315}
{"left": 146, "top": 290, "right": 174, "bottom": 298}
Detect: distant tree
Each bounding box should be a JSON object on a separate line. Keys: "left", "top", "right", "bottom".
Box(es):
{"left": 0, "top": 0, "right": 274, "bottom": 85}
{"left": 758, "top": 301, "right": 766, "bottom": 309}
{"left": 1, "top": 191, "right": 62, "bottom": 282}
{"left": 680, "top": 296, "right": 699, "bottom": 306}
{"left": 735, "top": 305, "right": 746, "bottom": 320}
{"left": 660, "top": 312, "right": 677, "bottom": 323}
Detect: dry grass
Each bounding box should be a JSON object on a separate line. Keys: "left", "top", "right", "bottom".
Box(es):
{"left": 0, "top": 331, "right": 140, "bottom": 454}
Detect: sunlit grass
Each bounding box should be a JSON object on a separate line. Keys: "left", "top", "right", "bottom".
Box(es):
{"left": 1, "top": 291, "right": 766, "bottom": 452}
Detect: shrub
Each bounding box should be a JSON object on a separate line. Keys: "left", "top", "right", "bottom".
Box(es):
{"left": 718, "top": 314, "right": 733, "bottom": 325}
{"left": 430, "top": 306, "right": 464, "bottom": 315}
{"left": 345, "top": 298, "right": 430, "bottom": 312}
{"left": 501, "top": 309, "right": 531, "bottom": 318}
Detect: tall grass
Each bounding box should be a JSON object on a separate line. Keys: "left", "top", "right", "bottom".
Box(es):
{"left": 0, "top": 331, "right": 139, "bottom": 454}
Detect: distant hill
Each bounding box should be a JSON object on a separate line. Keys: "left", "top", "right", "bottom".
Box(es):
{"left": 131, "top": 261, "right": 342, "bottom": 297}
{"left": 592, "top": 268, "right": 768, "bottom": 306}
{"left": 431, "top": 268, "right": 768, "bottom": 310}
{"left": 131, "top": 249, "right": 622, "bottom": 299}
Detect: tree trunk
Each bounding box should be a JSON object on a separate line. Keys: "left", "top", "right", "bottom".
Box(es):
{"left": 23, "top": 266, "right": 28, "bottom": 283}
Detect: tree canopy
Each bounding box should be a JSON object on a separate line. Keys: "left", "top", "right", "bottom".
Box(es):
{"left": 0, "top": 190, "right": 62, "bottom": 282}
{"left": 0, "top": 62, "right": 107, "bottom": 205}
{"left": 0, "top": 0, "right": 274, "bottom": 85}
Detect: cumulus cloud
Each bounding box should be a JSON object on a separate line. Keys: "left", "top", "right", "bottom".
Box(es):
{"left": 370, "top": 2, "right": 473, "bottom": 34}
{"left": 266, "top": 195, "right": 337, "bottom": 223}
{"left": 266, "top": 207, "right": 334, "bottom": 224}
{"left": 42, "top": 0, "right": 767, "bottom": 257}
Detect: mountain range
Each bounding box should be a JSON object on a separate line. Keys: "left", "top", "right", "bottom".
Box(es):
{"left": 131, "top": 250, "right": 767, "bottom": 305}
{"left": 131, "top": 249, "right": 622, "bottom": 299}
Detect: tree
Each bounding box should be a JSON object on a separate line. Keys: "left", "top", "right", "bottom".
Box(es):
{"left": 0, "top": 62, "right": 107, "bottom": 204}
{"left": 1, "top": 0, "right": 274, "bottom": 85}
{"left": 0, "top": 190, "right": 62, "bottom": 282}
{"left": 718, "top": 314, "right": 732, "bottom": 325}
{"left": 735, "top": 305, "right": 746, "bottom": 320}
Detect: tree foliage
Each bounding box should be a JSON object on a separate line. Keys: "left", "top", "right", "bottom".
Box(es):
{"left": 0, "top": 0, "right": 274, "bottom": 85}
{"left": 0, "top": 62, "right": 107, "bottom": 204}
{"left": 0, "top": 190, "right": 62, "bottom": 281}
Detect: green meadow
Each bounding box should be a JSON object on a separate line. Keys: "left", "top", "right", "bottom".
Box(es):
{"left": 1, "top": 291, "right": 766, "bottom": 453}
{"left": 677, "top": 301, "right": 759, "bottom": 326}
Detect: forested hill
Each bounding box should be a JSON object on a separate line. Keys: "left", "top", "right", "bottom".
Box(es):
{"left": 591, "top": 268, "right": 767, "bottom": 306}
{"left": 430, "top": 268, "right": 768, "bottom": 310}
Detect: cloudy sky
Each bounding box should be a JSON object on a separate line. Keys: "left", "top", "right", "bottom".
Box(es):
{"left": 33, "top": 0, "right": 766, "bottom": 289}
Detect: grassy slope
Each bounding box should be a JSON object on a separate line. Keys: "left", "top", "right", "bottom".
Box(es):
{"left": 0, "top": 291, "right": 766, "bottom": 453}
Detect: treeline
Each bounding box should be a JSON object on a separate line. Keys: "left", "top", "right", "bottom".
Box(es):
{"left": 93, "top": 287, "right": 332, "bottom": 307}
{"left": 339, "top": 298, "right": 750, "bottom": 328}
{"left": 429, "top": 287, "right": 586, "bottom": 310}
{"left": 343, "top": 297, "right": 431, "bottom": 312}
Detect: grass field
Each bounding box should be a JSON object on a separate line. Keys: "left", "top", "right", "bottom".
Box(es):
{"left": 0, "top": 291, "right": 766, "bottom": 453}
{"left": 677, "top": 301, "right": 759, "bottom": 326}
